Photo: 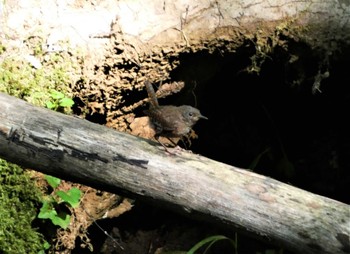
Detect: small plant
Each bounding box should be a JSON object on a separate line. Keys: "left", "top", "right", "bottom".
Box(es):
{"left": 249, "top": 147, "right": 270, "bottom": 170}
{"left": 38, "top": 175, "right": 81, "bottom": 229}
{"left": 0, "top": 38, "right": 79, "bottom": 110}
{"left": 46, "top": 89, "right": 74, "bottom": 112}
{"left": 186, "top": 235, "right": 237, "bottom": 254}
{"left": 38, "top": 241, "right": 51, "bottom": 254}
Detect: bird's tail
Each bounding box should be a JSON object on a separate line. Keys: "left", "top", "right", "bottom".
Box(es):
{"left": 145, "top": 80, "right": 159, "bottom": 108}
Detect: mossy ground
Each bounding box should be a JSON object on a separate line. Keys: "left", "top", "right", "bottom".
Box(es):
{"left": 0, "top": 39, "right": 77, "bottom": 110}
{"left": 0, "top": 159, "right": 46, "bottom": 253}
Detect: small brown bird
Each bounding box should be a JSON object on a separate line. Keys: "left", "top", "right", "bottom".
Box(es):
{"left": 143, "top": 80, "right": 207, "bottom": 151}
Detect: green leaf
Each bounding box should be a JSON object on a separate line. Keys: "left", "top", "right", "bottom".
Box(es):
{"left": 56, "top": 188, "right": 81, "bottom": 208}
{"left": 45, "top": 101, "right": 55, "bottom": 109}
{"left": 249, "top": 147, "right": 270, "bottom": 170}
{"left": 50, "top": 90, "right": 65, "bottom": 99}
{"left": 187, "top": 235, "right": 236, "bottom": 254}
{"left": 50, "top": 211, "right": 71, "bottom": 229}
{"left": 45, "top": 175, "right": 61, "bottom": 188}
{"left": 43, "top": 241, "right": 51, "bottom": 250}
{"left": 38, "top": 201, "right": 57, "bottom": 219}
{"left": 37, "top": 201, "right": 71, "bottom": 229}
{"left": 59, "top": 97, "right": 74, "bottom": 107}
{"left": 37, "top": 241, "right": 51, "bottom": 254}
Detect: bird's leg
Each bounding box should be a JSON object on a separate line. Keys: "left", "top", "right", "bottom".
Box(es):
{"left": 166, "top": 137, "right": 178, "bottom": 147}
{"left": 155, "top": 135, "right": 175, "bottom": 154}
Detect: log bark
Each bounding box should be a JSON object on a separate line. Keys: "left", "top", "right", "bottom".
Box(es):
{"left": 0, "top": 92, "right": 349, "bottom": 254}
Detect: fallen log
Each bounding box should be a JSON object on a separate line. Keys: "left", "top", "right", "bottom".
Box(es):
{"left": 0, "top": 92, "right": 349, "bottom": 254}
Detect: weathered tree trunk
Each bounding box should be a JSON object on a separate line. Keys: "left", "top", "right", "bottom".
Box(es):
{"left": 0, "top": 92, "right": 349, "bottom": 254}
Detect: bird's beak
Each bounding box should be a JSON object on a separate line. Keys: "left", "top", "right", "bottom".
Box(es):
{"left": 199, "top": 114, "right": 208, "bottom": 120}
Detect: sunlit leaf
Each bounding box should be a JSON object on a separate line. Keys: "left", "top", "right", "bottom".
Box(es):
{"left": 50, "top": 90, "right": 64, "bottom": 99}
{"left": 45, "top": 175, "right": 61, "bottom": 188}
{"left": 56, "top": 188, "right": 81, "bottom": 208}
{"left": 59, "top": 97, "right": 74, "bottom": 107}
{"left": 187, "top": 235, "right": 236, "bottom": 254}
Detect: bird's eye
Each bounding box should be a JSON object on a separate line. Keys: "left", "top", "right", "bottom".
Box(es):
{"left": 188, "top": 112, "right": 194, "bottom": 117}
